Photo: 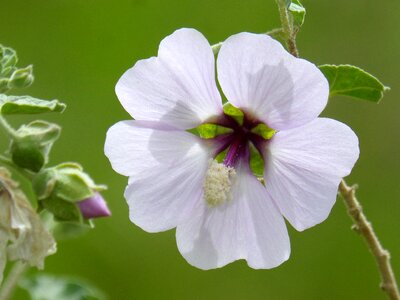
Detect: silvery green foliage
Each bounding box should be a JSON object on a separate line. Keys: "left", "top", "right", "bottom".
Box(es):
{"left": 0, "top": 44, "right": 108, "bottom": 296}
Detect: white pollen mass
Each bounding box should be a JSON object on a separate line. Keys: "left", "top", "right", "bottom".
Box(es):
{"left": 204, "top": 160, "right": 237, "bottom": 207}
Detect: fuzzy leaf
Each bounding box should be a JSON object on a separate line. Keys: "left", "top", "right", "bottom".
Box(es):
{"left": 319, "top": 64, "right": 389, "bottom": 103}
{"left": 0, "top": 95, "right": 66, "bottom": 114}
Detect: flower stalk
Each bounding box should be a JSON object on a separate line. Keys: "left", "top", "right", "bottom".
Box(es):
{"left": 339, "top": 180, "right": 400, "bottom": 300}
{"left": 275, "top": 2, "right": 399, "bottom": 298}
{"left": 0, "top": 261, "right": 28, "bottom": 300}
{"left": 275, "top": 0, "right": 299, "bottom": 57}
{"left": 0, "top": 116, "right": 18, "bottom": 139}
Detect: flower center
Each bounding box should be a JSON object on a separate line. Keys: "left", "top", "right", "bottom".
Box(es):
{"left": 194, "top": 104, "right": 276, "bottom": 207}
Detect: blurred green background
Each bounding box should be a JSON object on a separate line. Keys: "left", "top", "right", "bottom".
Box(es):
{"left": 1, "top": 0, "right": 399, "bottom": 299}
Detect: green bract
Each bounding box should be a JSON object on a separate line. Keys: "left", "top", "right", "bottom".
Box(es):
{"left": 10, "top": 121, "right": 61, "bottom": 172}
{"left": 0, "top": 95, "right": 66, "bottom": 115}
{"left": 319, "top": 64, "right": 389, "bottom": 103}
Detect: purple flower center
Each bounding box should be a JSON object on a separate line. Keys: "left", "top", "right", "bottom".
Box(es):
{"left": 209, "top": 110, "right": 273, "bottom": 169}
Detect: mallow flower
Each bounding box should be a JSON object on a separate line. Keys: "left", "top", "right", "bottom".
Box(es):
{"left": 105, "top": 29, "right": 359, "bottom": 269}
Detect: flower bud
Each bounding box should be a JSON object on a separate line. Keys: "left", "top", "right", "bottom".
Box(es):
{"left": 8, "top": 65, "right": 34, "bottom": 89}
{"left": 0, "top": 46, "right": 18, "bottom": 71}
{"left": 77, "top": 193, "right": 111, "bottom": 219}
{"left": 10, "top": 120, "right": 61, "bottom": 172}
{"left": 33, "top": 163, "right": 108, "bottom": 222}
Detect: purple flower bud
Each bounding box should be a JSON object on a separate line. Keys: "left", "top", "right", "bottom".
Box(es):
{"left": 77, "top": 193, "right": 111, "bottom": 219}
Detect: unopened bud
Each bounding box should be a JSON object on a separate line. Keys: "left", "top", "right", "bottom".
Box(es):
{"left": 10, "top": 120, "right": 61, "bottom": 172}
{"left": 0, "top": 46, "right": 18, "bottom": 70}
{"left": 77, "top": 193, "right": 111, "bottom": 219}
{"left": 8, "top": 65, "right": 34, "bottom": 89}
{"left": 33, "top": 163, "right": 108, "bottom": 222}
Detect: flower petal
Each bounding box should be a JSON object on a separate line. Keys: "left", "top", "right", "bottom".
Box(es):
{"left": 105, "top": 120, "right": 213, "bottom": 232}
{"left": 116, "top": 28, "right": 223, "bottom": 129}
{"left": 105, "top": 120, "right": 207, "bottom": 177}
{"left": 217, "top": 33, "right": 329, "bottom": 130}
{"left": 176, "top": 166, "right": 290, "bottom": 270}
{"left": 264, "top": 118, "right": 359, "bottom": 231}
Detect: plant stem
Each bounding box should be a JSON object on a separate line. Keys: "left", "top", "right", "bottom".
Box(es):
{"left": 0, "top": 261, "right": 28, "bottom": 300}
{"left": 0, "top": 115, "right": 17, "bottom": 139}
{"left": 339, "top": 180, "right": 400, "bottom": 300}
{"left": 274, "top": 1, "right": 399, "bottom": 297}
{"left": 275, "top": 0, "right": 299, "bottom": 57}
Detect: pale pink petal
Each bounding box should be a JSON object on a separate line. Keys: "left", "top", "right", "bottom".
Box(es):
{"left": 217, "top": 33, "right": 329, "bottom": 130}
{"left": 176, "top": 165, "right": 290, "bottom": 270}
{"left": 105, "top": 120, "right": 213, "bottom": 232}
{"left": 116, "top": 28, "right": 223, "bottom": 129}
{"left": 264, "top": 118, "right": 359, "bottom": 231}
{"left": 105, "top": 120, "right": 208, "bottom": 177}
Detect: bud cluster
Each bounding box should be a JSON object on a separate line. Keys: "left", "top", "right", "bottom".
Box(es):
{"left": 0, "top": 44, "right": 34, "bottom": 93}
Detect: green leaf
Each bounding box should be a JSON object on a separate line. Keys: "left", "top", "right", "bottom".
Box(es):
{"left": 319, "top": 64, "right": 389, "bottom": 103}
{"left": 0, "top": 94, "right": 66, "bottom": 114}
{"left": 20, "top": 274, "right": 105, "bottom": 300}
{"left": 288, "top": 0, "right": 305, "bottom": 28}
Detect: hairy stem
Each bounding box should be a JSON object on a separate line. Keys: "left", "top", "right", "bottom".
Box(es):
{"left": 0, "top": 116, "right": 17, "bottom": 139}
{"left": 275, "top": 1, "right": 399, "bottom": 297}
{"left": 0, "top": 261, "right": 28, "bottom": 300}
{"left": 275, "top": 0, "right": 299, "bottom": 57}
{"left": 339, "top": 180, "right": 400, "bottom": 300}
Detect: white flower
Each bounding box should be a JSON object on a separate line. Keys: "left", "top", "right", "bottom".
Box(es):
{"left": 0, "top": 168, "right": 56, "bottom": 282}
{"left": 105, "top": 29, "right": 359, "bottom": 269}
